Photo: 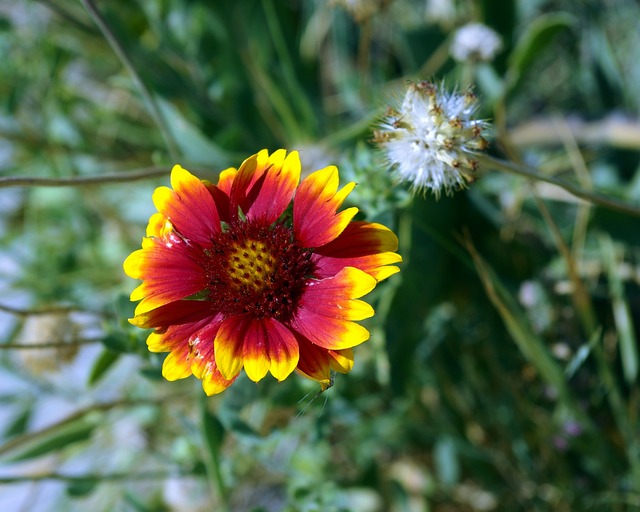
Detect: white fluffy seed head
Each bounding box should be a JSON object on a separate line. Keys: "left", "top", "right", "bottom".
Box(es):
{"left": 374, "top": 81, "right": 489, "bottom": 198}
{"left": 450, "top": 22, "right": 503, "bottom": 63}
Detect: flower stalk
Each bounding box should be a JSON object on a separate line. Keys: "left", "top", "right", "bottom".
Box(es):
{"left": 478, "top": 154, "right": 640, "bottom": 218}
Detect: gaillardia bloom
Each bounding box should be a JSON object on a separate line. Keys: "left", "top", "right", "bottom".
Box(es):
{"left": 124, "top": 150, "right": 401, "bottom": 395}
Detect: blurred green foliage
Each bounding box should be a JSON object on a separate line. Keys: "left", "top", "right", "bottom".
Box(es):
{"left": 1, "top": 0, "right": 640, "bottom": 511}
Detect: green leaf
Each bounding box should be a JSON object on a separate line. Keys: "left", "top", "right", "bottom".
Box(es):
{"left": 3, "top": 419, "right": 96, "bottom": 462}
{"left": 201, "top": 405, "right": 225, "bottom": 458}
{"left": 467, "top": 240, "right": 571, "bottom": 404}
{"left": 114, "top": 293, "right": 136, "bottom": 324}
{"left": 66, "top": 480, "right": 98, "bottom": 497}
{"left": 3, "top": 406, "right": 33, "bottom": 439}
{"left": 123, "top": 491, "right": 156, "bottom": 512}
{"left": 588, "top": 27, "right": 625, "bottom": 93}
{"left": 218, "top": 406, "right": 259, "bottom": 439}
{"left": 158, "top": 99, "right": 231, "bottom": 166}
{"left": 88, "top": 348, "right": 120, "bottom": 386}
{"left": 138, "top": 362, "right": 164, "bottom": 381}
{"left": 507, "top": 13, "right": 576, "bottom": 94}
{"left": 101, "top": 332, "right": 130, "bottom": 353}
{"left": 599, "top": 234, "right": 638, "bottom": 384}
{"left": 0, "top": 16, "right": 11, "bottom": 31}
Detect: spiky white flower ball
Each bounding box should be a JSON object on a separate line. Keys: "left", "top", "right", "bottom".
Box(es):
{"left": 374, "top": 81, "right": 489, "bottom": 197}
{"left": 450, "top": 22, "right": 503, "bottom": 62}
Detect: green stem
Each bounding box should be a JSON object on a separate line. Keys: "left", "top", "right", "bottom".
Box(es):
{"left": 79, "top": 0, "right": 180, "bottom": 160}
{"left": 0, "top": 338, "right": 102, "bottom": 350}
{"left": 321, "top": 107, "right": 383, "bottom": 146}
{"left": 0, "top": 303, "right": 99, "bottom": 315}
{"left": 478, "top": 154, "right": 640, "bottom": 218}
{"left": 0, "top": 396, "right": 187, "bottom": 457}
{"left": 533, "top": 195, "right": 597, "bottom": 335}
{"left": 204, "top": 445, "right": 228, "bottom": 512}
{"left": 199, "top": 399, "right": 229, "bottom": 512}
{"left": 0, "top": 471, "right": 188, "bottom": 484}
{"left": 36, "top": 0, "right": 95, "bottom": 33}
{"left": 0, "top": 166, "right": 171, "bottom": 188}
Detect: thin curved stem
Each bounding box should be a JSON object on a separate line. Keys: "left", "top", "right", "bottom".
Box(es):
{"left": 0, "top": 471, "right": 189, "bottom": 484}
{"left": 79, "top": 0, "right": 180, "bottom": 160}
{"left": 0, "top": 395, "right": 188, "bottom": 458}
{"left": 0, "top": 337, "right": 102, "bottom": 350}
{"left": 0, "top": 166, "right": 170, "bottom": 188}
{"left": 0, "top": 303, "right": 102, "bottom": 315}
{"left": 479, "top": 154, "right": 640, "bottom": 218}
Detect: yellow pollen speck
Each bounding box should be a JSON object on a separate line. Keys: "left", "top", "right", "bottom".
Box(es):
{"left": 227, "top": 240, "right": 276, "bottom": 291}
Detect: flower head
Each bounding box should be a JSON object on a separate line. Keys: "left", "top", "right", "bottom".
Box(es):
{"left": 374, "top": 81, "right": 489, "bottom": 197}
{"left": 124, "top": 150, "right": 401, "bottom": 395}
{"left": 450, "top": 22, "right": 503, "bottom": 63}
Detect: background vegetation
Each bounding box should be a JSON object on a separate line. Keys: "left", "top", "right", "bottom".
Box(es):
{"left": 1, "top": 0, "right": 639, "bottom": 510}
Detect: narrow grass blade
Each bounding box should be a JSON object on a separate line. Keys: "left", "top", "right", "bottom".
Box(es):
{"left": 599, "top": 233, "right": 638, "bottom": 384}
{"left": 465, "top": 237, "right": 570, "bottom": 404}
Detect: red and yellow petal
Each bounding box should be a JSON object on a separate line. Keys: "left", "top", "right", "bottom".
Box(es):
{"left": 145, "top": 212, "right": 169, "bottom": 238}
{"left": 266, "top": 320, "right": 300, "bottom": 381}
{"left": 213, "top": 315, "right": 249, "bottom": 380}
{"left": 290, "top": 267, "right": 376, "bottom": 350}
{"left": 203, "top": 166, "right": 238, "bottom": 224}
{"left": 130, "top": 299, "right": 216, "bottom": 330}
{"left": 242, "top": 318, "right": 299, "bottom": 382}
{"left": 313, "top": 221, "right": 402, "bottom": 281}
{"left": 248, "top": 150, "right": 300, "bottom": 224}
{"left": 228, "top": 154, "right": 257, "bottom": 219}
{"left": 142, "top": 306, "right": 220, "bottom": 356}
{"left": 293, "top": 166, "right": 358, "bottom": 248}
{"left": 214, "top": 316, "right": 300, "bottom": 382}
{"left": 199, "top": 366, "right": 237, "bottom": 396}
{"left": 147, "top": 318, "right": 236, "bottom": 395}
{"left": 152, "top": 165, "right": 221, "bottom": 246}
{"left": 191, "top": 349, "right": 237, "bottom": 396}
{"left": 203, "top": 184, "right": 232, "bottom": 224}
{"left": 301, "top": 266, "right": 376, "bottom": 321}
{"left": 124, "top": 239, "right": 209, "bottom": 315}
{"left": 162, "top": 349, "right": 193, "bottom": 381}
{"left": 230, "top": 149, "right": 300, "bottom": 224}
{"left": 291, "top": 306, "right": 371, "bottom": 351}
{"left": 216, "top": 167, "right": 238, "bottom": 195}
{"left": 295, "top": 333, "right": 354, "bottom": 386}
{"left": 189, "top": 322, "right": 237, "bottom": 395}
{"left": 137, "top": 303, "right": 222, "bottom": 384}
{"left": 328, "top": 347, "right": 354, "bottom": 374}
{"left": 242, "top": 320, "right": 271, "bottom": 382}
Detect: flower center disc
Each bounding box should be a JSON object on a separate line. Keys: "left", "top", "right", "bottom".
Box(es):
{"left": 227, "top": 240, "right": 277, "bottom": 292}
{"left": 206, "top": 221, "right": 315, "bottom": 321}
